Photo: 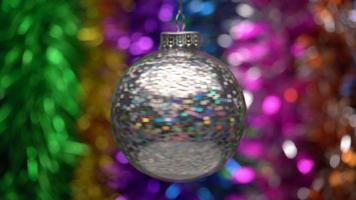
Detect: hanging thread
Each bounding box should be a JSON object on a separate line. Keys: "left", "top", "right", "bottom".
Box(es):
{"left": 175, "top": 0, "right": 186, "bottom": 32}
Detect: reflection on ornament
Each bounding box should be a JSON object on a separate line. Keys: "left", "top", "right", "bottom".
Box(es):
{"left": 111, "top": 31, "right": 246, "bottom": 181}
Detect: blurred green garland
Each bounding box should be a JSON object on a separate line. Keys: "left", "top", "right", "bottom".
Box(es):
{"left": 0, "top": 0, "right": 86, "bottom": 199}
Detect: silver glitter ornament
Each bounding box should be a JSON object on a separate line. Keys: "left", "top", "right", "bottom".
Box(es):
{"left": 111, "top": 31, "right": 246, "bottom": 182}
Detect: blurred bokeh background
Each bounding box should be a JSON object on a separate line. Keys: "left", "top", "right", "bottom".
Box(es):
{"left": 0, "top": 0, "right": 355, "bottom": 199}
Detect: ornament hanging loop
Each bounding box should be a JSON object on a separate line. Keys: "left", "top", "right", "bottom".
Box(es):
{"left": 175, "top": 0, "right": 186, "bottom": 32}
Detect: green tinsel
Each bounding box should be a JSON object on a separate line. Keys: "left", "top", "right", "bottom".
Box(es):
{"left": 0, "top": 0, "right": 86, "bottom": 199}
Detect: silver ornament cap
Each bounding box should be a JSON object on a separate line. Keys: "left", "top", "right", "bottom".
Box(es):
{"left": 160, "top": 31, "right": 201, "bottom": 50}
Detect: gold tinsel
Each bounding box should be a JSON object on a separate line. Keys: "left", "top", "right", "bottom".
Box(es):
{"left": 71, "top": 0, "right": 131, "bottom": 199}
{"left": 297, "top": 1, "right": 356, "bottom": 199}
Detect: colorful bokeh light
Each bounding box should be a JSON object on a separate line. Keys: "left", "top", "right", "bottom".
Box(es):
{"left": 232, "top": 167, "right": 256, "bottom": 184}
{"left": 262, "top": 96, "right": 282, "bottom": 115}
{"left": 297, "top": 159, "right": 315, "bottom": 175}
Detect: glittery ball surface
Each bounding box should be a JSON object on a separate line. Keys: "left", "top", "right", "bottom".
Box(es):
{"left": 112, "top": 33, "right": 246, "bottom": 181}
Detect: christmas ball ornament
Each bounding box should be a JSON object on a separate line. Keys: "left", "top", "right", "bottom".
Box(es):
{"left": 111, "top": 31, "right": 246, "bottom": 182}
{"left": 112, "top": 0, "right": 245, "bottom": 182}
